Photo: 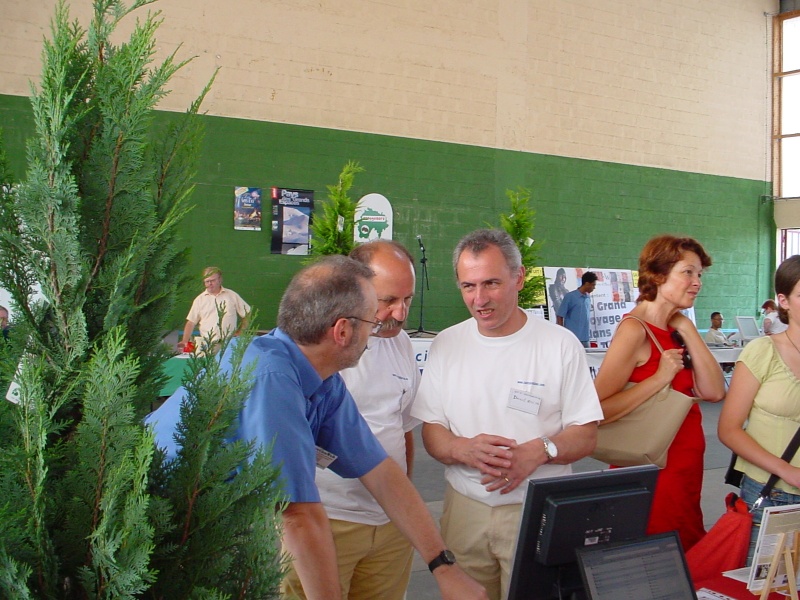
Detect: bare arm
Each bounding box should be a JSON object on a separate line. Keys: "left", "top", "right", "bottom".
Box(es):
{"left": 421, "top": 422, "right": 514, "bottom": 478}
{"left": 360, "top": 458, "right": 488, "bottom": 600}
{"left": 281, "top": 501, "right": 342, "bottom": 600}
{"left": 180, "top": 320, "right": 196, "bottom": 348}
{"left": 405, "top": 430, "right": 415, "bottom": 478}
{"left": 482, "top": 423, "right": 598, "bottom": 494}
{"left": 556, "top": 316, "right": 564, "bottom": 326}
{"left": 235, "top": 312, "right": 250, "bottom": 336}
{"left": 763, "top": 316, "right": 774, "bottom": 334}
{"left": 669, "top": 313, "right": 726, "bottom": 401}
{"left": 718, "top": 364, "right": 800, "bottom": 489}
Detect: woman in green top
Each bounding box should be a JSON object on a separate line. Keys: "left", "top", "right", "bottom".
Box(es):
{"left": 718, "top": 255, "right": 800, "bottom": 563}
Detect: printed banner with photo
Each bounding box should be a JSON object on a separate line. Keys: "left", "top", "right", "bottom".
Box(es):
{"left": 587, "top": 268, "right": 637, "bottom": 348}
{"left": 543, "top": 266, "right": 587, "bottom": 322}
{"left": 543, "top": 266, "right": 636, "bottom": 348}
{"left": 271, "top": 187, "right": 313, "bottom": 255}
{"left": 354, "top": 193, "right": 393, "bottom": 243}
{"left": 234, "top": 187, "right": 263, "bottom": 231}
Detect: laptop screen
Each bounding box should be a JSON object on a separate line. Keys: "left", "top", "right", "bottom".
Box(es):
{"left": 576, "top": 532, "right": 697, "bottom": 600}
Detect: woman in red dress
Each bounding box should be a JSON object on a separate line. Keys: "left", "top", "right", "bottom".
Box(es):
{"left": 593, "top": 235, "right": 727, "bottom": 551}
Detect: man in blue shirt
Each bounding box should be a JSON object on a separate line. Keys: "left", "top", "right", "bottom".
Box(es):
{"left": 556, "top": 271, "right": 597, "bottom": 347}
{"left": 147, "top": 255, "right": 487, "bottom": 600}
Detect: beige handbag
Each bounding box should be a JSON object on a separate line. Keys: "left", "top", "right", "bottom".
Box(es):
{"left": 591, "top": 316, "right": 699, "bottom": 469}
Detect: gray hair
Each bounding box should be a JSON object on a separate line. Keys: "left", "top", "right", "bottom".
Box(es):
{"left": 452, "top": 228, "right": 522, "bottom": 277}
{"left": 278, "top": 255, "right": 374, "bottom": 344}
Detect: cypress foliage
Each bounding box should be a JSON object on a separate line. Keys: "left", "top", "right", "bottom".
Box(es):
{"left": 308, "top": 160, "right": 365, "bottom": 257}
{"left": 146, "top": 332, "right": 285, "bottom": 599}
{"left": 0, "top": 1, "right": 285, "bottom": 597}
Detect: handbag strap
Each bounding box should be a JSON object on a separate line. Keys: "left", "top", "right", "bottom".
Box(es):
{"left": 758, "top": 424, "right": 800, "bottom": 501}
{"left": 620, "top": 315, "right": 666, "bottom": 355}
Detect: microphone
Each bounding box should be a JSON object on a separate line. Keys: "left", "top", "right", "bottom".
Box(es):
{"left": 416, "top": 235, "right": 425, "bottom": 252}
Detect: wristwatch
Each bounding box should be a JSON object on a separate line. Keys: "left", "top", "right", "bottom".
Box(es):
{"left": 428, "top": 549, "right": 457, "bottom": 572}
{"left": 542, "top": 436, "right": 558, "bottom": 462}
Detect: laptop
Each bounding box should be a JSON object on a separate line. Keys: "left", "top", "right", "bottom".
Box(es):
{"left": 576, "top": 532, "right": 697, "bottom": 600}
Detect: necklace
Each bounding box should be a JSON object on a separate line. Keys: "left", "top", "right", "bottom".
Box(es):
{"left": 785, "top": 331, "right": 800, "bottom": 356}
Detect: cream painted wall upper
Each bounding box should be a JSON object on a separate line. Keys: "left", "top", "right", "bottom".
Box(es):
{"left": 0, "top": 0, "right": 778, "bottom": 180}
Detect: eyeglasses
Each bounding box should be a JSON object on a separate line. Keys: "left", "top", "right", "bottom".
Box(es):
{"left": 345, "top": 316, "right": 384, "bottom": 335}
{"left": 670, "top": 330, "right": 693, "bottom": 370}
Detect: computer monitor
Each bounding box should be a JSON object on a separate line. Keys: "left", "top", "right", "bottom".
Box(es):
{"left": 736, "top": 315, "right": 761, "bottom": 343}
{"left": 507, "top": 465, "right": 659, "bottom": 600}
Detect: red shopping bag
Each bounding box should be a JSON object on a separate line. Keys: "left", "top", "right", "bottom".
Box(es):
{"left": 685, "top": 492, "right": 752, "bottom": 585}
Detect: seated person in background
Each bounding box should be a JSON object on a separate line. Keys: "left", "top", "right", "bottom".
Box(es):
{"left": 703, "top": 312, "right": 734, "bottom": 345}
{"left": 179, "top": 266, "right": 250, "bottom": 351}
{"left": 762, "top": 299, "right": 788, "bottom": 335}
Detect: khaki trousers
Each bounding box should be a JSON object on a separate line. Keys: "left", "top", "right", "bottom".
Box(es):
{"left": 282, "top": 518, "right": 413, "bottom": 600}
{"left": 440, "top": 484, "right": 522, "bottom": 600}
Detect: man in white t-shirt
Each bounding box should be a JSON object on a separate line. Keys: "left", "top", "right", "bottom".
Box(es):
{"left": 179, "top": 266, "right": 250, "bottom": 351}
{"left": 703, "top": 312, "right": 734, "bottom": 345}
{"left": 282, "top": 240, "right": 421, "bottom": 600}
{"left": 411, "top": 229, "right": 604, "bottom": 600}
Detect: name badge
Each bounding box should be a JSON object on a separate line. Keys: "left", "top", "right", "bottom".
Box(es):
{"left": 508, "top": 388, "right": 541, "bottom": 416}
{"left": 316, "top": 446, "right": 338, "bottom": 469}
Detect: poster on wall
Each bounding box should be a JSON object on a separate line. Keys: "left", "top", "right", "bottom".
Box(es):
{"left": 271, "top": 187, "right": 313, "bottom": 255}
{"left": 354, "top": 193, "right": 393, "bottom": 243}
{"left": 234, "top": 187, "right": 262, "bottom": 231}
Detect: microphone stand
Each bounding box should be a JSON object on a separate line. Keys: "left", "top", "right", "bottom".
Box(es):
{"left": 409, "top": 237, "right": 436, "bottom": 337}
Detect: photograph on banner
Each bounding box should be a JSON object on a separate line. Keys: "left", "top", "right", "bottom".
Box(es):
{"left": 234, "top": 187, "right": 262, "bottom": 231}
{"left": 587, "top": 268, "right": 637, "bottom": 348}
{"left": 354, "top": 193, "right": 392, "bottom": 243}
{"left": 270, "top": 187, "right": 313, "bottom": 255}
{"left": 543, "top": 266, "right": 585, "bottom": 321}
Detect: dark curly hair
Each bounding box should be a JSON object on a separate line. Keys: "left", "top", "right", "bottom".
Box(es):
{"left": 637, "top": 235, "right": 712, "bottom": 302}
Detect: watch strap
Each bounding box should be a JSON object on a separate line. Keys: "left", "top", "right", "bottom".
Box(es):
{"left": 428, "top": 549, "right": 456, "bottom": 572}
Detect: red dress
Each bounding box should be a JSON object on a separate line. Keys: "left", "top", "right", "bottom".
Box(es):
{"left": 627, "top": 321, "right": 705, "bottom": 552}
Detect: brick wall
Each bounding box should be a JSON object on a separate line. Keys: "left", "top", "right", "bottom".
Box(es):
{"left": 0, "top": 0, "right": 778, "bottom": 179}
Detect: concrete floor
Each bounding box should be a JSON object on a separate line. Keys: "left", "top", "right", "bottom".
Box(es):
{"left": 404, "top": 399, "right": 733, "bottom": 599}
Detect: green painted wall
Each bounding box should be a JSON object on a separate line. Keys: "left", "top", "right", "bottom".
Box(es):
{"left": 0, "top": 93, "right": 774, "bottom": 333}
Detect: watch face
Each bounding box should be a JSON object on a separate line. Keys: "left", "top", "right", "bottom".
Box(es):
{"left": 543, "top": 437, "right": 557, "bottom": 459}
{"left": 443, "top": 550, "right": 456, "bottom": 564}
